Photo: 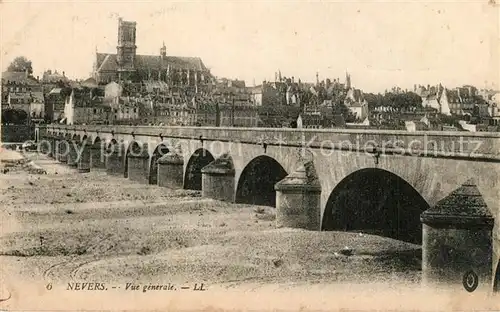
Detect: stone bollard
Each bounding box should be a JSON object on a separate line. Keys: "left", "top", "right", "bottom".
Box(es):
{"left": 90, "top": 141, "right": 106, "bottom": 170}
{"left": 127, "top": 148, "right": 150, "bottom": 184}
{"left": 157, "top": 151, "right": 184, "bottom": 189}
{"left": 201, "top": 154, "right": 235, "bottom": 202}
{"left": 54, "top": 138, "right": 60, "bottom": 161}
{"left": 106, "top": 143, "right": 124, "bottom": 176}
{"left": 77, "top": 140, "right": 91, "bottom": 173}
{"left": 57, "top": 140, "right": 68, "bottom": 163}
{"left": 420, "top": 178, "right": 494, "bottom": 291}
{"left": 39, "top": 134, "right": 50, "bottom": 155}
{"left": 274, "top": 161, "right": 322, "bottom": 231}
{"left": 67, "top": 140, "right": 79, "bottom": 168}
{"left": 46, "top": 135, "right": 55, "bottom": 158}
{"left": 50, "top": 136, "right": 58, "bottom": 159}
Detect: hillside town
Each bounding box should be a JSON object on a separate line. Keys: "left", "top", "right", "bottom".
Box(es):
{"left": 2, "top": 18, "right": 500, "bottom": 133}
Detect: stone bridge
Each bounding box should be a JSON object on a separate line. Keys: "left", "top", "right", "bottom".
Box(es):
{"left": 37, "top": 124, "right": 500, "bottom": 291}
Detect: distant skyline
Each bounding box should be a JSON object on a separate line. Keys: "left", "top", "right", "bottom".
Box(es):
{"left": 1, "top": 1, "right": 499, "bottom": 93}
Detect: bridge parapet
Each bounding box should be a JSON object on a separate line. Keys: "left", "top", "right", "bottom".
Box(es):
{"left": 40, "top": 125, "right": 500, "bottom": 161}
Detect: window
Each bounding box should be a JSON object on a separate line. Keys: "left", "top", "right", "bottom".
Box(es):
{"left": 93, "top": 108, "right": 97, "bottom": 114}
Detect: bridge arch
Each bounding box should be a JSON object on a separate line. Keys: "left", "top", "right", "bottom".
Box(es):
{"left": 321, "top": 168, "right": 430, "bottom": 244}
{"left": 149, "top": 143, "right": 170, "bottom": 185}
{"left": 235, "top": 155, "right": 288, "bottom": 207}
{"left": 93, "top": 136, "right": 101, "bottom": 145}
{"left": 124, "top": 141, "right": 142, "bottom": 178}
{"left": 106, "top": 138, "right": 118, "bottom": 149}
{"left": 184, "top": 148, "right": 215, "bottom": 190}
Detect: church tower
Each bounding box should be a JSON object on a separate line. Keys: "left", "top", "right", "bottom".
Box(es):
{"left": 116, "top": 18, "right": 137, "bottom": 73}
{"left": 160, "top": 41, "right": 167, "bottom": 58}
{"left": 345, "top": 71, "right": 351, "bottom": 89}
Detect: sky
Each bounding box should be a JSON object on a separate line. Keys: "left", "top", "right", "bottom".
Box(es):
{"left": 1, "top": 0, "right": 499, "bottom": 93}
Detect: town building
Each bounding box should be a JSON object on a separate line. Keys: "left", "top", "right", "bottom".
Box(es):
{"left": 45, "top": 87, "right": 70, "bottom": 122}
{"left": 30, "top": 90, "right": 45, "bottom": 121}
{"left": 92, "top": 18, "right": 212, "bottom": 93}
{"left": 195, "top": 101, "right": 218, "bottom": 126}
{"left": 107, "top": 97, "right": 141, "bottom": 124}
{"left": 250, "top": 81, "right": 285, "bottom": 107}
{"left": 41, "top": 69, "right": 69, "bottom": 85}
{"left": 303, "top": 72, "right": 366, "bottom": 126}
{"left": 144, "top": 99, "right": 196, "bottom": 126}
{"left": 439, "top": 86, "right": 477, "bottom": 116}
{"left": 211, "top": 79, "right": 259, "bottom": 127}
{"left": 417, "top": 84, "right": 450, "bottom": 115}
{"left": 344, "top": 87, "right": 368, "bottom": 121}
{"left": 1, "top": 71, "right": 45, "bottom": 122}
{"left": 64, "top": 86, "right": 111, "bottom": 125}
{"left": 218, "top": 103, "right": 259, "bottom": 127}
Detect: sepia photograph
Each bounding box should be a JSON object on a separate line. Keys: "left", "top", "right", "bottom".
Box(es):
{"left": 0, "top": 0, "right": 499, "bottom": 310}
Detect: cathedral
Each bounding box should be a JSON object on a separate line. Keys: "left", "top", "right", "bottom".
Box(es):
{"left": 93, "top": 18, "right": 212, "bottom": 89}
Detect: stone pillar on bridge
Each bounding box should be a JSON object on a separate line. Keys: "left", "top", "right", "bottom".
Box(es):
{"left": 67, "top": 139, "right": 79, "bottom": 168}
{"left": 77, "top": 139, "right": 91, "bottom": 173}
{"left": 106, "top": 143, "right": 125, "bottom": 176}
{"left": 38, "top": 133, "right": 51, "bottom": 156}
{"left": 420, "top": 178, "right": 494, "bottom": 291}
{"left": 274, "top": 161, "right": 322, "bottom": 231}
{"left": 50, "top": 135, "right": 59, "bottom": 159}
{"left": 90, "top": 141, "right": 106, "bottom": 170}
{"left": 201, "top": 154, "right": 235, "bottom": 202}
{"left": 127, "top": 147, "right": 150, "bottom": 184}
{"left": 57, "top": 139, "right": 68, "bottom": 164}
{"left": 157, "top": 150, "right": 184, "bottom": 189}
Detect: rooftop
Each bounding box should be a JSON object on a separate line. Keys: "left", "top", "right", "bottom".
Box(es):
{"left": 421, "top": 178, "right": 493, "bottom": 226}
{"left": 96, "top": 53, "right": 208, "bottom": 73}
{"left": 2, "top": 71, "right": 39, "bottom": 85}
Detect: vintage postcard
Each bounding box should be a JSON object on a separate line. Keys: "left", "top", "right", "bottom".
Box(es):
{"left": 1, "top": 0, "right": 500, "bottom": 311}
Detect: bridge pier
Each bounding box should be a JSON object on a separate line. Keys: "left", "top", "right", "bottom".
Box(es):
{"left": 201, "top": 154, "right": 235, "bottom": 202}
{"left": 274, "top": 161, "right": 322, "bottom": 231}
{"left": 106, "top": 143, "right": 125, "bottom": 176}
{"left": 50, "top": 135, "right": 58, "bottom": 159}
{"left": 57, "top": 139, "right": 68, "bottom": 163}
{"left": 157, "top": 151, "right": 184, "bottom": 189}
{"left": 90, "top": 142, "right": 106, "bottom": 170}
{"left": 127, "top": 149, "right": 150, "bottom": 184}
{"left": 67, "top": 140, "right": 79, "bottom": 168}
{"left": 420, "top": 178, "right": 494, "bottom": 291}
{"left": 39, "top": 134, "right": 51, "bottom": 156}
{"left": 77, "top": 140, "right": 91, "bottom": 173}
{"left": 54, "top": 136, "right": 62, "bottom": 161}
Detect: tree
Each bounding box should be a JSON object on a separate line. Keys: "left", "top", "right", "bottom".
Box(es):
{"left": 7, "top": 56, "right": 33, "bottom": 74}
{"left": 1, "top": 108, "right": 28, "bottom": 124}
